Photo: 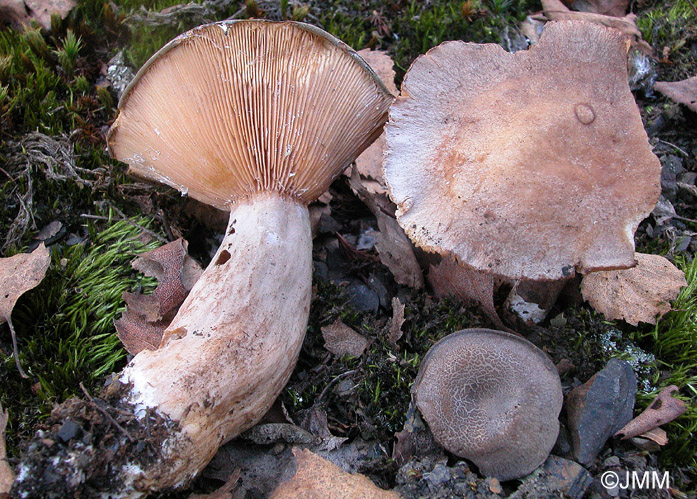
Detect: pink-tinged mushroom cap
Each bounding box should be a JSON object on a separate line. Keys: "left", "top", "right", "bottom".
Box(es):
{"left": 385, "top": 21, "right": 661, "bottom": 280}
{"left": 108, "top": 20, "right": 392, "bottom": 209}
{"left": 412, "top": 329, "right": 563, "bottom": 481}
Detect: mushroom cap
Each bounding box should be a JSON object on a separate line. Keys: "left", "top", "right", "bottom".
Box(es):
{"left": 412, "top": 328, "right": 563, "bottom": 481}
{"left": 108, "top": 20, "right": 393, "bottom": 209}
{"left": 385, "top": 21, "right": 661, "bottom": 280}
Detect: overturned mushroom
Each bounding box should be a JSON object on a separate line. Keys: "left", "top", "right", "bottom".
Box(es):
{"left": 412, "top": 329, "right": 563, "bottom": 481}
{"left": 384, "top": 21, "right": 660, "bottom": 281}
{"left": 13, "top": 20, "right": 391, "bottom": 496}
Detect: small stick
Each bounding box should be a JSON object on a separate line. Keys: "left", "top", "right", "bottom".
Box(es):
{"left": 657, "top": 139, "right": 690, "bottom": 158}
{"left": 79, "top": 383, "right": 135, "bottom": 443}
{"left": 4, "top": 315, "right": 28, "bottom": 379}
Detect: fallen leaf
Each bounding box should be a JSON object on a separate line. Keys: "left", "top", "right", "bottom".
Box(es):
{"left": 504, "top": 279, "right": 567, "bottom": 325}
{"left": 34, "top": 220, "right": 62, "bottom": 242}
{"left": 654, "top": 76, "right": 697, "bottom": 113}
{"left": 322, "top": 321, "right": 369, "bottom": 358}
{"left": 0, "top": 0, "right": 76, "bottom": 30}
{"left": 353, "top": 50, "right": 397, "bottom": 189}
{"left": 640, "top": 427, "right": 668, "bottom": 446}
{"left": 428, "top": 257, "right": 511, "bottom": 332}
{"left": 541, "top": 0, "right": 652, "bottom": 54}
{"left": 0, "top": 243, "right": 50, "bottom": 378}
{"left": 1, "top": 404, "right": 13, "bottom": 497}
{"left": 115, "top": 239, "right": 202, "bottom": 354}
{"left": 563, "top": 0, "right": 628, "bottom": 17}
{"left": 615, "top": 385, "right": 687, "bottom": 440}
{"left": 188, "top": 469, "right": 239, "bottom": 499}
{"left": 388, "top": 297, "right": 405, "bottom": 344}
{"left": 580, "top": 253, "right": 686, "bottom": 325}
{"left": 270, "top": 448, "right": 399, "bottom": 499}
{"left": 348, "top": 169, "right": 424, "bottom": 289}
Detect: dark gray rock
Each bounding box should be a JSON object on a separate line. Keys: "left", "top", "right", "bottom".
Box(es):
{"left": 347, "top": 281, "right": 379, "bottom": 313}
{"left": 56, "top": 420, "right": 81, "bottom": 442}
{"left": 660, "top": 154, "right": 685, "bottom": 201}
{"left": 566, "top": 359, "right": 637, "bottom": 466}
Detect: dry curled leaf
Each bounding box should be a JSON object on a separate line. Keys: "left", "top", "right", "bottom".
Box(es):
{"left": 541, "top": 0, "right": 652, "bottom": 54}
{"left": 615, "top": 386, "right": 687, "bottom": 440}
{"left": 353, "top": 50, "right": 397, "bottom": 187}
{"left": 348, "top": 169, "right": 424, "bottom": 289}
{"left": 562, "top": 0, "right": 628, "bottom": 17}
{"left": 580, "top": 253, "right": 686, "bottom": 325}
{"left": 0, "top": 0, "right": 76, "bottom": 30}
{"left": 388, "top": 297, "right": 405, "bottom": 344}
{"left": 654, "top": 76, "right": 697, "bottom": 113}
{"left": 270, "top": 448, "right": 399, "bottom": 499}
{"left": 428, "top": 258, "right": 511, "bottom": 333}
{"left": 115, "top": 239, "right": 202, "bottom": 354}
{"left": 1, "top": 404, "right": 13, "bottom": 497}
{"left": 321, "top": 321, "right": 369, "bottom": 358}
{"left": 0, "top": 243, "right": 50, "bottom": 378}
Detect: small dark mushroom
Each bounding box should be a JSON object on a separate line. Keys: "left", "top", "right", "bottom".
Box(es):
{"left": 412, "top": 329, "right": 563, "bottom": 481}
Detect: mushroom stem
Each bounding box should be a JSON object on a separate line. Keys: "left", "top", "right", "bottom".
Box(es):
{"left": 120, "top": 193, "right": 312, "bottom": 489}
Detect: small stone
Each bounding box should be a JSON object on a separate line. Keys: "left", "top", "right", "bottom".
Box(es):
{"left": 566, "top": 359, "right": 637, "bottom": 466}
{"left": 56, "top": 420, "right": 81, "bottom": 442}
{"left": 488, "top": 477, "right": 502, "bottom": 494}
{"left": 542, "top": 456, "right": 593, "bottom": 499}
{"left": 347, "top": 282, "right": 379, "bottom": 313}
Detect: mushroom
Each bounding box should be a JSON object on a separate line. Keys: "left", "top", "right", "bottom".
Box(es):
{"left": 412, "top": 329, "right": 563, "bottom": 481}
{"left": 384, "top": 21, "right": 660, "bottom": 281}
{"left": 17, "top": 20, "right": 391, "bottom": 495}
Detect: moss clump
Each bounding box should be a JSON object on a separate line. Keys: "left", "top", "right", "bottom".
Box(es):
{"left": 284, "top": 279, "right": 485, "bottom": 442}
{"left": 631, "top": 256, "right": 697, "bottom": 472}
{"left": 1, "top": 216, "right": 161, "bottom": 456}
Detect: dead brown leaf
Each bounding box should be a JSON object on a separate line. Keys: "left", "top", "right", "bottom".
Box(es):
{"left": 270, "top": 448, "right": 399, "bottom": 499}
{"left": 428, "top": 257, "right": 511, "bottom": 333}
{"left": 0, "top": 243, "right": 50, "bottom": 378}
{"left": 615, "top": 385, "right": 687, "bottom": 440}
{"left": 321, "top": 321, "right": 369, "bottom": 358}
{"left": 580, "top": 253, "right": 686, "bottom": 325}
{"left": 0, "top": 0, "right": 76, "bottom": 30}
{"left": 353, "top": 50, "right": 396, "bottom": 188}
{"left": 640, "top": 427, "right": 668, "bottom": 446}
{"left": 348, "top": 169, "right": 424, "bottom": 289}
{"left": 654, "top": 76, "right": 697, "bottom": 113}
{"left": 541, "top": 0, "right": 653, "bottom": 54}
{"left": 562, "top": 0, "right": 628, "bottom": 17}
{"left": 1, "top": 404, "right": 13, "bottom": 497}
{"left": 388, "top": 297, "right": 405, "bottom": 344}
{"left": 115, "top": 239, "right": 202, "bottom": 354}
{"left": 188, "top": 469, "right": 240, "bottom": 499}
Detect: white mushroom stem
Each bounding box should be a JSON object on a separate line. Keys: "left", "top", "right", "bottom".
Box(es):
{"left": 119, "top": 193, "right": 312, "bottom": 489}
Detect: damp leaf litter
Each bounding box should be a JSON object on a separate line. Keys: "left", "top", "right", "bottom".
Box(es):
{"left": 0, "top": 0, "right": 696, "bottom": 497}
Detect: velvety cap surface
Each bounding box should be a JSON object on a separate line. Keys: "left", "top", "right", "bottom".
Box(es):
{"left": 385, "top": 21, "right": 660, "bottom": 280}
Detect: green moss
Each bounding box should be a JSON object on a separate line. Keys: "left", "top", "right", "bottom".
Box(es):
{"left": 1, "top": 216, "right": 161, "bottom": 455}
{"left": 631, "top": 256, "right": 697, "bottom": 471}
{"left": 636, "top": 0, "right": 697, "bottom": 81}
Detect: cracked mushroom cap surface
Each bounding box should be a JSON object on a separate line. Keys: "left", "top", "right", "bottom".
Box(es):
{"left": 385, "top": 21, "right": 660, "bottom": 280}
{"left": 108, "top": 20, "right": 393, "bottom": 209}
{"left": 412, "top": 329, "right": 563, "bottom": 481}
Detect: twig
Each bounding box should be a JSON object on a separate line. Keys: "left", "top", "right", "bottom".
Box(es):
{"left": 315, "top": 370, "right": 357, "bottom": 404}
{"left": 4, "top": 314, "right": 29, "bottom": 379}
{"left": 79, "top": 383, "right": 135, "bottom": 443}
{"left": 657, "top": 139, "right": 690, "bottom": 158}
{"left": 80, "top": 213, "right": 168, "bottom": 244}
